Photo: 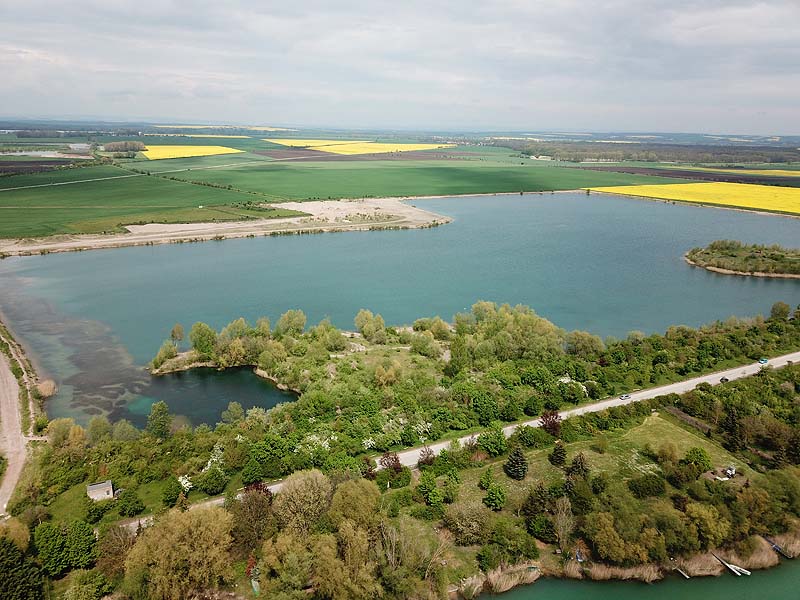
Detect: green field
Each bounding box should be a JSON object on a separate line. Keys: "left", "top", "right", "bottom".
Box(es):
{"left": 153, "top": 158, "right": 688, "bottom": 201}
{"left": 0, "top": 145, "right": 691, "bottom": 238}
{"left": 0, "top": 166, "right": 305, "bottom": 237}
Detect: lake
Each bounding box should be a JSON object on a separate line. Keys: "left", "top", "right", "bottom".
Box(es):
{"left": 0, "top": 192, "right": 798, "bottom": 426}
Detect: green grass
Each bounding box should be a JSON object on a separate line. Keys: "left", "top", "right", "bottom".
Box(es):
{"left": 164, "top": 160, "right": 688, "bottom": 201}
{"left": 458, "top": 414, "right": 751, "bottom": 510}
{"left": 0, "top": 171, "right": 305, "bottom": 237}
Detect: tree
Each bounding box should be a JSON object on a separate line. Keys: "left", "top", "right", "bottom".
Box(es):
{"left": 189, "top": 322, "right": 217, "bottom": 358}
{"left": 503, "top": 447, "right": 528, "bottom": 480}
{"left": 552, "top": 496, "right": 574, "bottom": 552}
{"left": 685, "top": 503, "right": 730, "bottom": 549}
{"left": 145, "top": 401, "right": 172, "bottom": 439}
{"left": 479, "top": 467, "right": 495, "bottom": 491}
{"left": 170, "top": 323, "right": 184, "bottom": 345}
{"left": 0, "top": 537, "right": 44, "bottom": 600}
{"left": 96, "top": 526, "right": 135, "bottom": 581}
{"left": 478, "top": 424, "right": 507, "bottom": 457}
{"left": 151, "top": 340, "right": 177, "bottom": 369}
{"left": 566, "top": 452, "right": 589, "bottom": 479}
{"left": 483, "top": 483, "right": 507, "bottom": 511}
{"left": 114, "top": 489, "right": 143, "bottom": 518}
{"left": 64, "top": 521, "right": 96, "bottom": 569}
{"left": 446, "top": 334, "right": 470, "bottom": 376}
{"left": 229, "top": 487, "right": 274, "bottom": 556}
{"left": 124, "top": 507, "right": 233, "bottom": 600}
{"left": 328, "top": 479, "right": 380, "bottom": 530}
{"left": 549, "top": 441, "right": 567, "bottom": 466}
{"left": 63, "top": 570, "right": 112, "bottom": 600}
{"left": 540, "top": 410, "right": 562, "bottom": 437}
{"left": 272, "top": 470, "right": 332, "bottom": 533}
{"left": 162, "top": 477, "right": 183, "bottom": 508}
{"left": 444, "top": 502, "right": 489, "bottom": 546}
{"left": 86, "top": 416, "right": 111, "bottom": 446}
{"left": 274, "top": 309, "right": 307, "bottom": 337}
{"left": 197, "top": 466, "right": 228, "bottom": 496}
{"left": 683, "top": 447, "right": 713, "bottom": 472}
{"left": 33, "top": 522, "right": 67, "bottom": 576}
{"left": 220, "top": 401, "right": 244, "bottom": 424}
{"left": 241, "top": 458, "right": 263, "bottom": 486}
{"left": 770, "top": 301, "right": 791, "bottom": 321}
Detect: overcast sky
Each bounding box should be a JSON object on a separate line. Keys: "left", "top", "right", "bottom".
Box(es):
{"left": 1, "top": 1, "right": 798, "bottom": 134}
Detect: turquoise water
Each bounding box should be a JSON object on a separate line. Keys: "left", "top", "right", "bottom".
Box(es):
{"left": 498, "top": 560, "right": 800, "bottom": 599}
{"left": 0, "top": 192, "right": 798, "bottom": 425}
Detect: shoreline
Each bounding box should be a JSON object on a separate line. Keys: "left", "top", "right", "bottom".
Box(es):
{"left": 684, "top": 255, "right": 800, "bottom": 279}
{"left": 0, "top": 189, "right": 598, "bottom": 258}
{"left": 587, "top": 189, "right": 800, "bottom": 220}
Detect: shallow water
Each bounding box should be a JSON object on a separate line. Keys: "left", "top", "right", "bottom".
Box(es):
{"left": 497, "top": 559, "right": 800, "bottom": 599}
{"left": 0, "top": 192, "right": 798, "bottom": 425}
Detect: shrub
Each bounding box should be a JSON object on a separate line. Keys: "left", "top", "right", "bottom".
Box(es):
{"left": 512, "top": 425, "right": 554, "bottom": 449}
{"left": 478, "top": 425, "right": 508, "bottom": 457}
{"left": 117, "top": 489, "right": 144, "bottom": 517}
{"left": 483, "top": 483, "right": 507, "bottom": 511}
{"left": 196, "top": 466, "right": 228, "bottom": 496}
{"left": 479, "top": 467, "right": 495, "bottom": 491}
{"left": 628, "top": 474, "right": 667, "bottom": 499}
{"left": 444, "top": 502, "right": 490, "bottom": 546}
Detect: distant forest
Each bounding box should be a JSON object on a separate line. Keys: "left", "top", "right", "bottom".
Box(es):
{"left": 495, "top": 140, "right": 800, "bottom": 164}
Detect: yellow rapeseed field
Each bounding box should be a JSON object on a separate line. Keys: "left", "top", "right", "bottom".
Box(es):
{"left": 141, "top": 145, "right": 245, "bottom": 160}
{"left": 266, "top": 139, "right": 455, "bottom": 155}
{"left": 313, "top": 142, "right": 455, "bottom": 155}
{"left": 587, "top": 182, "right": 800, "bottom": 215}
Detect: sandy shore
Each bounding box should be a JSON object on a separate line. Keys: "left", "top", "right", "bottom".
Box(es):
{"left": 684, "top": 255, "right": 800, "bottom": 279}
{"left": 0, "top": 197, "right": 452, "bottom": 257}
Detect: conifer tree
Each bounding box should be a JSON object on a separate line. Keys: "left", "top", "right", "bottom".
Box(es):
{"left": 504, "top": 446, "right": 529, "bottom": 480}
{"left": 549, "top": 441, "right": 567, "bottom": 467}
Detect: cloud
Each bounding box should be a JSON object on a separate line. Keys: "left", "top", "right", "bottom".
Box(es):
{"left": 1, "top": 0, "right": 797, "bottom": 133}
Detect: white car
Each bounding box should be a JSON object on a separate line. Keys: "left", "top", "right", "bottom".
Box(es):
{"left": 619, "top": 394, "right": 632, "bottom": 401}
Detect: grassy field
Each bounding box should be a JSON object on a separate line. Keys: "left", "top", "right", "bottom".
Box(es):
{"left": 163, "top": 160, "right": 688, "bottom": 201}
{"left": 0, "top": 168, "right": 304, "bottom": 237}
{"left": 458, "top": 413, "right": 752, "bottom": 511}
{"left": 588, "top": 182, "right": 800, "bottom": 215}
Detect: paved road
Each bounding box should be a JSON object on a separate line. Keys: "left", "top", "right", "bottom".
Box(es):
{"left": 0, "top": 352, "right": 25, "bottom": 517}
{"left": 118, "top": 350, "right": 800, "bottom": 531}
{"left": 392, "top": 351, "right": 800, "bottom": 467}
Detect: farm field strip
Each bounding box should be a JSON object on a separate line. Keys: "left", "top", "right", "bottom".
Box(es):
{"left": 265, "top": 139, "right": 369, "bottom": 148}
{"left": 587, "top": 182, "right": 800, "bottom": 215}
{"left": 0, "top": 172, "right": 143, "bottom": 192}
{"left": 143, "top": 134, "right": 252, "bottom": 139}
{"left": 681, "top": 167, "right": 800, "bottom": 178}
{"left": 141, "top": 145, "right": 246, "bottom": 160}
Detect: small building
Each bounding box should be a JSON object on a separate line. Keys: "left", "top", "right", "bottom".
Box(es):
{"left": 86, "top": 480, "right": 114, "bottom": 502}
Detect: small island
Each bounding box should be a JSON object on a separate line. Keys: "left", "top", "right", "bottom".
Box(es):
{"left": 686, "top": 240, "right": 800, "bottom": 278}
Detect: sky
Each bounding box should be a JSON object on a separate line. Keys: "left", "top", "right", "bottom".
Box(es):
{"left": 1, "top": 0, "right": 799, "bottom": 134}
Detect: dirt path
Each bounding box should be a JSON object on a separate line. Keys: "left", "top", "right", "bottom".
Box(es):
{"left": 0, "top": 352, "right": 25, "bottom": 517}
{"left": 0, "top": 197, "right": 452, "bottom": 256}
